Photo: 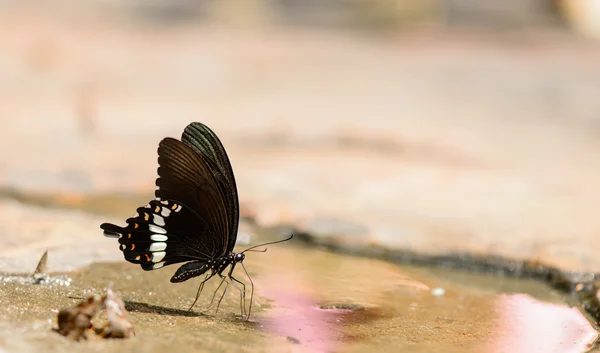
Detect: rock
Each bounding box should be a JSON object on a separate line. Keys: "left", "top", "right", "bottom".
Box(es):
{"left": 2, "top": 9, "right": 600, "bottom": 277}
{"left": 31, "top": 250, "right": 48, "bottom": 284}
{"left": 98, "top": 285, "right": 135, "bottom": 339}
{"left": 0, "top": 200, "right": 123, "bottom": 273}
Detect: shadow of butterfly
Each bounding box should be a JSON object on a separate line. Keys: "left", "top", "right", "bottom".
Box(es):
{"left": 100, "top": 122, "right": 292, "bottom": 320}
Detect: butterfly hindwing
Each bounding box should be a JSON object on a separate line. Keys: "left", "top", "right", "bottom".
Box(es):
{"left": 100, "top": 199, "right": 216, "bottom": 271}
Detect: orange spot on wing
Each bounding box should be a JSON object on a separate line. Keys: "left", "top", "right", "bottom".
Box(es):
{"left": 155, "top": 205, "right": 160, "bottom": 213}
{"left": 145, "top": 254, "right": 151, "bottom": 262}
{"left": 127, "top": 233, "right": 132, "bottom": 239}
{"left": 134, "top": 223, "right": 138, "bottom": 229}
{"left": 131, "top": 244, "right": 135, "bottom": 251}
{"left": 171, "top": 203, "right": 178, "bottom": 210}
{"left": 144, "top": 213, "right": 149, "bottom": 221}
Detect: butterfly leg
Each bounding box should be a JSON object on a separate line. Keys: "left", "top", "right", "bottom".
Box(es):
{"left": 188, "top": 273, "right": 213, "bottom": 312}
{"left": 204, "top": 275, "right": 227, "bottom": 312}
{"left": 214, "top": 273, "right": 229, "bottom": 316}
{"left": 229, "top": 276, "right": 246, "bottom": 319}
{"left": 239, "top": 262, "right": 255, "bottom": 321}
{"left": 227, "top": 265, "right": 247, "bottom": 319}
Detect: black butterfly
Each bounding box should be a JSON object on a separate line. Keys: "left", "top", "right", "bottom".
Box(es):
{"left": 100, "top": 122, "right": 292, "bottom": 320}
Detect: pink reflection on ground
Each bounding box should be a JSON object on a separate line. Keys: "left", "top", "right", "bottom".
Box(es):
{"left": 486, "top": 294, "right": 598, "bottom": 353}
{"left": 256, "top": 274, "right": 346, "bottom": 353}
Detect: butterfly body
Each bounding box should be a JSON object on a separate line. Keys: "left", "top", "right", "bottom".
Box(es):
{"left": 101, "top": 122, "right": 291, "bottom": 319}
{"left": 101, "top": 122, "right": 249, "bottom": 315}
{"left": 169, "top": 252, "right": 244, "bottom": 283}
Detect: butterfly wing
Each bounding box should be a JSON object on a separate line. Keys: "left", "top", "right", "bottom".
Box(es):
{"left": 101, "top": 135, "right": 231, "bottom": 273}
{"left": 179, "top": 122, "right": 239, "bottom": 254}
{"left": 156, "top": 136, "right": 232, "bottom": 257}
{"left": 100, "top": 199, "right": 214, "bottom": 271}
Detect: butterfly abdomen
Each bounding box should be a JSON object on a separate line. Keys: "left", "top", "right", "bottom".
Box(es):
{"left": 170, "top": 261, "right": 211, "bottom": 283}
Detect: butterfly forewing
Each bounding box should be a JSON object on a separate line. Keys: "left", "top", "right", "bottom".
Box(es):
{"left": 180, "top": 122, "right": 240, "bottom": 254}
{"left": 155, "top": 137, "right": 230, "bottom": 257}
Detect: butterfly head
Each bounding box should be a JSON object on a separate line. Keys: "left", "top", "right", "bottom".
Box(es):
{"left": 233, "top": 253, "right": 245, "bottom": 263}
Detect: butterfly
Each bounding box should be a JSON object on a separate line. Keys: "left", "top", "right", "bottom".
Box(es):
{"left": 100, "top": 122, "right": 292, "bottom": 320}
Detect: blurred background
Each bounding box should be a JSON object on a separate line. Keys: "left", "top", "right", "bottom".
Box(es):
{"left": 2, "top": 0, "right": 600, "bottom": 273}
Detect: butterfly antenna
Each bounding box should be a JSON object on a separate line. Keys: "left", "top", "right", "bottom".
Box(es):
{"left": 241, "top": 234, "right": 294, "bottom": 254}
{"left": 244, "top": 248, "right": 267, "bottom": 253}
{"left": 241, "top": 262, "right": 254, "bottom": 321}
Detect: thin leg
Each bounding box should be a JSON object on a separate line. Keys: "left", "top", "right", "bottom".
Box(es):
{"left": 188, "top": 273, "right": 213, "bottom": 312}
{"left": 240, "top": 263, "right": 255, "bottom": 321}
{"left": 214, "top": 274, "right": 229, "bottom": 315}
{"left": 205, "top": 275, "right": 227, "bottom": 311}
{"left": 229, "top": 275, "right": 247, "bottom": 318}
{"left": 227, "top": 264, "right": 247, "bottom": 318}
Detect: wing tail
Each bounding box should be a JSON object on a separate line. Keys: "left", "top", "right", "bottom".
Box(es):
{"left": 101, "top": 223, "right": 125, "bottom": 238}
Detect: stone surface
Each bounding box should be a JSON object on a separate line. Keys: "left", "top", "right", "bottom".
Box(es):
{"left": 0, "top": 200, "right": 122, "bottom": 273}
{"left": 0, "top": 245, "right": 597, "bottom": 353}
{"left": 2, "top": 5, "right": 600, "bottom": 275}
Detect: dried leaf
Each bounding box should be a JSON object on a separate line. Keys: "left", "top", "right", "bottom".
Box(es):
{"left": 53, "top": 295, "right": 104, "bottom": 341}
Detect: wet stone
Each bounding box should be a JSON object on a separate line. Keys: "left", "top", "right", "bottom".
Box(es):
{"left": 0, "top": 243, "right": 595, "bottom": 352}
{"left": 0, "top": 273, "right": 73, "bottom": 287}
{"left": 0, "top": 196, "right": 598, "bottom": 351}
{"left": 319, "top": 303, "right": 364, "bottom": 311}
{"left": 286, "top": 336, "right": 301, "bottom": 344}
